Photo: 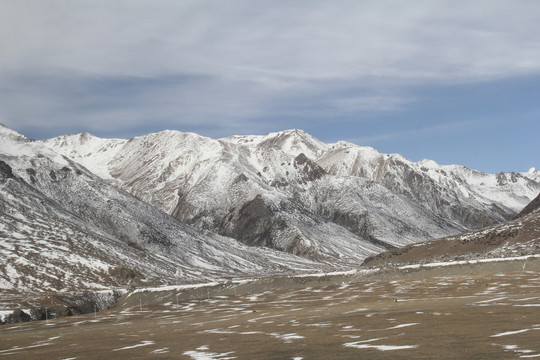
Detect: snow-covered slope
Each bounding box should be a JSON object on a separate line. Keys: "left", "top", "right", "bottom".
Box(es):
{"left": 364, "top": 192, "right": 540, "bottom": 267}
{"left": 43, "top": 128, "right": 540, "bottom": 257}
{"left": 523, "top": 167, "right": 540, "bottom": 183}
{"left": 318, "top": 143, "right": 538, "bottom": 228}
{"left": 1, "top": 124, "right": 342, "bottom": 295}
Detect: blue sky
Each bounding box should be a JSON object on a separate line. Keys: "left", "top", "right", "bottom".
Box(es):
{"left": 0, "top": 0, "right": 539, "bottom": 173}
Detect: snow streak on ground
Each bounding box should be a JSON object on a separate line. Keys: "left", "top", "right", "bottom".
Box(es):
{"left": 1, "top": 270, "right": 540, "bottom": 359}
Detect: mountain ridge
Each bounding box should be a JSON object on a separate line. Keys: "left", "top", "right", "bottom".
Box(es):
{"left": 43, "top": 128, "right": 540, "bottom": 258}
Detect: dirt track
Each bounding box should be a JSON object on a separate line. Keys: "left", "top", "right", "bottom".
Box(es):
{"left": 1, "top": 263, "right": 540, "bottom": 359}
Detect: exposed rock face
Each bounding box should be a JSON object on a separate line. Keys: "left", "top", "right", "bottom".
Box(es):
{"left": 0, "top": 160, "right": 14, "bottom": 182}
{"left": 219, "top": 195, "right": 280, "bottom": 248}
{"left": 3, "top": 309, "right": 31, "bottom": 324}
{"left": 293, "top": 153, "right": 326, "bottom": 183}
{"left": 0, "top": 290, "right": 126, "bottom": 324}
{"left": 29, "top": 306, "right": 73, "bottom": 321}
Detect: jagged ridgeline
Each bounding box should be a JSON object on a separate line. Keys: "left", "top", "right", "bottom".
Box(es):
{"left": 44, "top": 128, "right": 539, "bottom": 259}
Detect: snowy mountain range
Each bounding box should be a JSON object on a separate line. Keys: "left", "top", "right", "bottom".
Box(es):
{"left": 0, "top": 125, "right": 336, "bottom": 298}
{"left": 44, "top": 128, "right": 539, "bottom": 260}
{"left": 1, "top": 123, "right": 539, "bottom": 302}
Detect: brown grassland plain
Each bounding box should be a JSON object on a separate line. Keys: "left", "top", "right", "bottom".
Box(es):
{"left": 1, "top": 265, "right": 540, "bottom": 359}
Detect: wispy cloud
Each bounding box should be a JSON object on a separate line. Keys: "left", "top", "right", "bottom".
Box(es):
{"left": 333, "top": 96, "right": 416, "bottom": 114}
{"left": 347, "top": 120, "right": 475, "bottom": 145}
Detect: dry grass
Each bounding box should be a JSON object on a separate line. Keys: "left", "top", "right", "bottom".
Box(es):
{"left": 1, "top": 270, "right": 540, "bottom": 359}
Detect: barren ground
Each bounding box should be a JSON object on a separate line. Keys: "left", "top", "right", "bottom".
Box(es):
{"left": 1, "top": 266, "right": 540, "bottom": 359}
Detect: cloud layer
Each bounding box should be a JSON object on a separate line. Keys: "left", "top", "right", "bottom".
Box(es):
{"left": 1, "top": 0, "right": 540, "bottom": 140}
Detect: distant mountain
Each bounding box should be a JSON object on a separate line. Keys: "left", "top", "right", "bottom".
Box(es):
{"left": 44, "top": 128, "right": 540, "bottom": 259}
{"left": 516, "top": 192, "right": 540, "bottom": 218}
{"left": 363, "top": 191, "right": 540, "bottom": 266}
{"left": 0, "top": 124, "right": 334, "bottom": 296}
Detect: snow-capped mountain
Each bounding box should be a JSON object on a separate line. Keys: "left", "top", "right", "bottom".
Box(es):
{"left": 44, "top": 128, "right": 540, "bottom": 257}
{"left": 0, "top": 124, "right": 342, "bottom": 296}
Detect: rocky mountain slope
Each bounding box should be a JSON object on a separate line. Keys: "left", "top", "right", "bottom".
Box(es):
{"left": 1, "top": 124, "right": 341, "bottom": 298}
{"left": 363, "top": 191, "right": 540, "bottom": 266}
{"left": 44, "top": 129, "right": 540, "bottom": 259}
{"left": 517, "top": 192, "right": 540, "bottom": 218}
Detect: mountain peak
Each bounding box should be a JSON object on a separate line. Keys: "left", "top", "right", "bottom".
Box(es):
{"left": 277, "top": 128, "right": 310, "bottom": 136}
{"left": 136, "top": 129, "right": 218, "bottom": 146}
{"left": 220, "top": 129, "right": 327, "bottom": 159}
{"left": 257, "top": 129, "right": 327, "bottom": 159}
{"left": 270, "top": 129, "right": 321, "bottom": 142}
{"left": 0, "top": 123, "right": 32, "bottom": 145}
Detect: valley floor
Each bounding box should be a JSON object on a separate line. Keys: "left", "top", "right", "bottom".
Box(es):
{"left": 1, "top": 263, "right": 540, "bottom": 359}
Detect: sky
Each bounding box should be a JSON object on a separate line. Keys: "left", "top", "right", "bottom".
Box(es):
{"left": 0, "top": 0, "right": 539, "bottom": 173}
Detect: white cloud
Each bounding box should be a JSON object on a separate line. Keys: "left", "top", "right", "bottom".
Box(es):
{"left": 3, "top": 0, "right": 539, "bottom": 80}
